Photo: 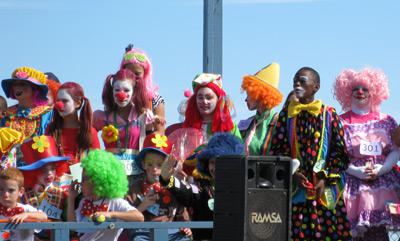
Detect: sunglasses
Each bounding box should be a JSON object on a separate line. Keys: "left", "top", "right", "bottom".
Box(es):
{"left": 124, "top": 53, "right": 147, "bottom": 63}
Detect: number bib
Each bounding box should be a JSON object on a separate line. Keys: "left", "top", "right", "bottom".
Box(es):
{"left": 39, "top": 199, "right": 62, "bottom": 220}
{"left": 121, "top": 159, "right": 139, "bottom": 175}
{"left": 360, "top": 140, "right": 382, "bottom": 156}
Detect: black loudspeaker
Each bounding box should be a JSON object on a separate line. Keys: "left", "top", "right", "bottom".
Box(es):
{"left": 213, "top": 155, "right": 292, "bottom": 241}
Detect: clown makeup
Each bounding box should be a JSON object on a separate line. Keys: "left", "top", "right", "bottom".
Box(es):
{"left": 57, "top": 89, "right": 77, "bottom": 117}
{"left": 293, "top": 76, "right": 308, "bottom": 98}
{"left": 38, "top": 164, "right": 56, "bottom": 188}
{"left": 196, "top": 87, "right": 218, "bottom": 121}
{"left": 142, "top": 152, "right": 165, "bottom": 184}
{"left": 352, "top": 86, "right": 370, "bottom": 108}
{"left": 0, "top": 179, "right": 22, "bottom": 208}
{"left": 11, "top": 80, "right": 33, "bottom": 100}
{"left": 294, "top": 86, "right": 305, "bottom": 98}
{"left": 113, "top": 80, "right": 134, "bottom": 108}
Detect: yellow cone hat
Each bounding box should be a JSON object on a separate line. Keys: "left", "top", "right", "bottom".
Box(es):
{"left": 241, "top": 63, "right": 283, "bottom": 109}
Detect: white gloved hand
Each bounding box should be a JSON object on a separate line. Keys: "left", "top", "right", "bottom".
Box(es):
{"left": 372, "top": 164, "right": 382, "bottom": 174}
{"left": 377, "top": 148, "right": 399, "bottom": 176}
{"left": 346, "top": 163, "right": 369, "bottom": 180}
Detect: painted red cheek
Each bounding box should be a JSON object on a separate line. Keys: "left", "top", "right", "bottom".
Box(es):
{"left": 22, "top": 88, "right": 28, "bottom": 93}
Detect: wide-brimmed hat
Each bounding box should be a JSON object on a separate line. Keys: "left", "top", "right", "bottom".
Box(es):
{"left": 18, "top": 135, "right": 69, "bottom": 171}
{"left": 135, "top": 133, "right": 173, "bottom": 171}
{"left": 2, "top": 67, "right": 49, "bottom": 101}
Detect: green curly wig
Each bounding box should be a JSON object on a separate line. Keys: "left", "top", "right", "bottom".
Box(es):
{"left": 81, "top": 149, "right": 128, "bottom": 199}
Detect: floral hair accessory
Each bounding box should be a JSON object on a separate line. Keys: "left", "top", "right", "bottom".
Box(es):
{"left": 102, "top": 125, "right": 119, "bottom": 143}
{"left": 151, "top": 134, "right": 168, "bottom": 148}
{"left": 32, "top": 135, "right": 50, "bottom": 153}
{"left": 124, "top": 53, "right": 147, "bottom": 63}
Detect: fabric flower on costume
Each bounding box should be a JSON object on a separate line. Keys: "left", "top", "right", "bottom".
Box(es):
{"left": 102, "top": 125, "right": 119, "bottom": 143}
{"left": 31, "top": 135, "right": 50, "bottom": 153}
{"left": 151, "top": 134, "right": 168, "bottom": 148}
{"left": 15, "top": 71, "right": 29, "bottom": 79}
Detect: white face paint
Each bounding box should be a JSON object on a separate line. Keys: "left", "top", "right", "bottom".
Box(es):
{"left": 57, "top": 89, "right": 76, "bottom": 117}
{"left": 113, "top": 80, "right": 134, "bottom": 108}
{"left": 196, "top": 87, "right": 218, "bottom": 119}
{"left": 352, "top": 86, "right": 370, "bottom": 109}
{"left": 294, "top": 86, "right": 305, "bottom": 98}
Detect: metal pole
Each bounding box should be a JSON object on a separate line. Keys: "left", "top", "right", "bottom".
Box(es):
{"left": 203, "top": 0, "right": 223, "bottom": 75}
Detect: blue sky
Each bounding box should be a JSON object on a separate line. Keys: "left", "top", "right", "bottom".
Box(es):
{"left": 1, "top": 0, "right": 399, "bottom": 126}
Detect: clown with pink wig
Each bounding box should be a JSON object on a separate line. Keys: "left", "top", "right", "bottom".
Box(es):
{"left": 93, "top": 69, "right": 155, "bottom": 180}
{"left": 333, "top": 67, "right": 400, "bottom": 240}
{"left": 120, "top": 44, "right": 166, "bottom": 135}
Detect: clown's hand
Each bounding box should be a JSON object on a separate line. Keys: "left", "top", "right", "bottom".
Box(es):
{"left": 346, "top": 163, "right": 369, "bottom": 180}
{"left": 161, "top": 154, "right": 176, "bottom": 182}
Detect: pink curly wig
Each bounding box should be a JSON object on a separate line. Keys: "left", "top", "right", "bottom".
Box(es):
{"left": 333, "top": 67, "right": 389, "bottom": 112}
{"left": 120, "top": 47, "right": 157, "bottom": 100}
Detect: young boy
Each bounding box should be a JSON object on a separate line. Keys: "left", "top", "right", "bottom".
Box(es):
{"left": 18, "top": 135, "right": 69, "bottom": 218}
{"left": 0, "top": 96, "right": 23, "bottom": 171}
{"left": 160, "top": 132, "right": 244, "bottom": 240}
{"left": 0, "top": 168, "right": 48, "bottom": 241}
{"left": 126, "top": 133, "right": 192, "bottom": 240}
{"left": 270, "top": 67, "right": 352, "bottom": 240}
{"left": 68, "top": 149, "right": 144, "bottom": 241}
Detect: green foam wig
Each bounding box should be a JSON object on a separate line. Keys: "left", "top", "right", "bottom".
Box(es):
{"left": 81, "top": 149, "right": 128, "bottom": 199}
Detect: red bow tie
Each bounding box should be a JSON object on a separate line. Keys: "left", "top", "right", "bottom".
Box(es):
{"left": 0, "top": 205, "right": 24, "bottom": 217}
{"left": 80, "top": 200, "right": 109, "bottom": 217}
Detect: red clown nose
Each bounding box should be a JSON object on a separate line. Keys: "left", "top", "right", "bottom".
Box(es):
{"left": 55, "top": 101, "right": 64, "bottom": 110}
{"left": 116, "top": 92, "right": 126, "bottom": 102}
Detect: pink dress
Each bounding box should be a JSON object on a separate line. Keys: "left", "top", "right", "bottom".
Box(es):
{"left": 341, "top": 111, "right": 400, "bottom": 238}
{"left": 93, "top": 107, "right": 153, "bottom": 176}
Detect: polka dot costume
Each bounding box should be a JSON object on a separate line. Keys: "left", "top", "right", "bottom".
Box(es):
{"left": 270, "top": 105, "right": 352, "bottom": 240}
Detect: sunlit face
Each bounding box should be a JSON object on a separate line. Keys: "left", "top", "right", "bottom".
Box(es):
{"left": 142, "top": 152, "right": 165, "bottom": 184}
{"left": 113, "top": 80, "right": 134, "bottom": 108}
{"left": 196, "top": 87, "right": 218, "bottom": 118}
{"left": 352, "top": 86, "right": 370, "bottom": 109}
{"left": 293, "top": 70, "right": 319, "bottom": 102}
{"left": 124, "top": 63, "right": 145, "bottom": 78}
{"left": 0, "top": 179, "right": 23, "bottom": 208}
{"left": 81, "top": 170, "right": 95, "bottom": 198}
{"left": 208, "top": 158, "right": 216, "bottom": 178}
{"left": 11, "top": 80, "right": 34, "bottom": 101}
{"left": 57, "top": 89, "right": 80, "bottom": 117}
{"left": 245, "top": 94, "right": 258, "bottom": 111}
{"left": 38, "top": 164, "right": 56, "bottom": 187}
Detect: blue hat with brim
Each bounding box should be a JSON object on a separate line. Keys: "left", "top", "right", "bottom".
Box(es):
{"left": 2, "top": 69, "right": 49, "bottom": 101}
{"left": 18, "top": 156, "right": 70, "bottom": 171}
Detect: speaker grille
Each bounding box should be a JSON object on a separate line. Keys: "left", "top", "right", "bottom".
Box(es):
{"left": 246, "top": 189, "right": 288, "bottom": 240}
{"left": 213, "top": 155, "right": 291, "bottom": 241}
